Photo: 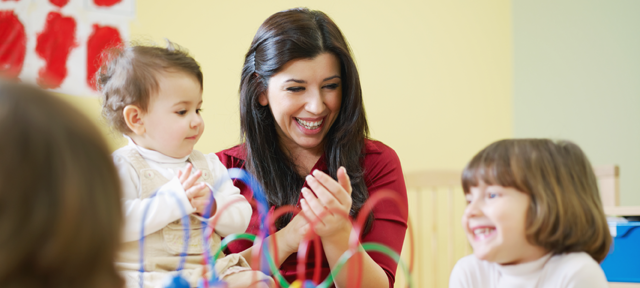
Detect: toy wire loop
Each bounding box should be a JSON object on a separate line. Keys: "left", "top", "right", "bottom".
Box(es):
{"left": 139, "top": 189, "right": 192, "bottom": 288}
{"left": 138, "top": 169, "right": 414, "bottom": 288}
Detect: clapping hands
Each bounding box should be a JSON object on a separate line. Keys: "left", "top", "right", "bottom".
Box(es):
{"left": 177, "top": 163, "right": 216, "bottom": 217}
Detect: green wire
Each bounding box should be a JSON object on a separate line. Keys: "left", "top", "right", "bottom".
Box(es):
{"left": 213, "top": 233, "right": 291, "bottom": 288}
{"left": 316, "top": 243, "right": 413, "bottom": 288}
{"left": 213, "top": 236, "right": 412, "bottom": 288}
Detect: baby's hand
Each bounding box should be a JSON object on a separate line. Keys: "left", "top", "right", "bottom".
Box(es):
{"left": 187, "top": 185, "right": 216, "bottom": 217}
{"left": 177, "top": 163, "right": 202, "bottom": 191}
{"left": 177, "top": 164, "right": 216, "bottom": 216}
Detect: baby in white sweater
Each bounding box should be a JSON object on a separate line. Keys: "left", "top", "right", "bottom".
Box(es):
{"left": 97, "top": 41, "right": 273, "bottom": 288}
{"left": 449, "top": 139, "right": 611, "bottom": 288}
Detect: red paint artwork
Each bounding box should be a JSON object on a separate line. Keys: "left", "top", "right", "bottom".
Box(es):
{"left": 35, "top": 12, "right": 77, "bottom": 89}
{"left": 93, "top": 0, "right": 122, "bottom": 7}
{"left": 0, "top": 10, "right": 27, "bottom": 79}
{"left": 86, "top": 24, "right": 122, "bottom": 89}
{"left": 48, "top": 0, "right": 69, "bottom": 8}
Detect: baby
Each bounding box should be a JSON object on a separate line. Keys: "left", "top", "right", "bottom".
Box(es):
{"left": 449, "top": 139, "right": 611, "bottom": 288}
{"left": 97, "top": 42, "right": 273, "bottom": 288}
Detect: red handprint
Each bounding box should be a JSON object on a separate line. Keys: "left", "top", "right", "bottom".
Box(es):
{"left": 35, "top": 11, "right": 77, "bottom": 89}
{"left": 0, "top": 10, "right": 26, "bottom": 79}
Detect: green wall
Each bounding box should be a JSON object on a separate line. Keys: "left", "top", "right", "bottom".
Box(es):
{"left": 513, "top": 0, "right": 640, "bottom": 205}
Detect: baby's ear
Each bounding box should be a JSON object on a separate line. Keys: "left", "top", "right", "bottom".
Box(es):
{"left": 123, "top": 105, "right": 145, "bottom": 135}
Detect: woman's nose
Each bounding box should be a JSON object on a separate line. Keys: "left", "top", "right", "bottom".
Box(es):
{"left": 305, "top": 89, "right": 325, "bottom": 114}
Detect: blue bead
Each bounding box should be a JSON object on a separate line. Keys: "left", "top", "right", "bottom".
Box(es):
{"left": 164, "top": 275, "right": 190, "bottom": 288}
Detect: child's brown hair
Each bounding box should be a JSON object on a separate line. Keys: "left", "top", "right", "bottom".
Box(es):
{"left": 0, "top": 82, "right": 124, "bottom": 288}
{"left": 96, "top": 40, "right": 203, "bottom": 134}
{"left": 462, "top": 139, "right": 611, "bottom": 262}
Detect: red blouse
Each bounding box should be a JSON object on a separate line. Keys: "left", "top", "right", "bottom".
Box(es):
{"left": 216, "top": 140, "right": 408, "bottom": 287}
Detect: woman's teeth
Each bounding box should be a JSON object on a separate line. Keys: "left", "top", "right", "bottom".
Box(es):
{"left": 296, "top": 118, "right": 323, "bottom": 129}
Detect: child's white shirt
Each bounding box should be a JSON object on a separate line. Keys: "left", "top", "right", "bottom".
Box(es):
{"left": 114, "top": 136, "right": 252, "bottom": 242}
{"left": 449, "top": 252, "right": 609, "bottom": 288}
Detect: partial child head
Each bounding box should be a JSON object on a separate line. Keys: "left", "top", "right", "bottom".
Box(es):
{"left": 461, "top": 139, "right": 611, "bottom": 264}
{"left": 0, "top": 82, "right": 123, "bottom": 288}
{"left": 97, "top": 41, "right": 204, "bottom": 158}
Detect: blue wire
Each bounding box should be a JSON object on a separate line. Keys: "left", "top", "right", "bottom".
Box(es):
{"left": 137, "top": 168, "right": 273, "bottom": 287}
{"left": 139, "top": 188, "right": 191, "bottom": 288}
{"left": 200, "top": 181, "right": 223, "bottom": 285}
{"left": 226, "top": 168, "right": 272, "bottom": 275}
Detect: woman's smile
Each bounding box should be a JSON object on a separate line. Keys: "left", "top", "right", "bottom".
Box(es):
{"left": 294, "top": 117, "right": 325, "bottom": 134}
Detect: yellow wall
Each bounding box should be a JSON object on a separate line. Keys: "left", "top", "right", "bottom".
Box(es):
{"left": 61, "top": 0, "right": 512, "bottom": 173}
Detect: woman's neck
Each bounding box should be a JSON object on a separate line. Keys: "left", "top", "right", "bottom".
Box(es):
{"left": 279, "top": 140, "right": 324, "bottom": 177}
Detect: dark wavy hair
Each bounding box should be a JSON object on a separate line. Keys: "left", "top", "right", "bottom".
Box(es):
{"left": 0, "top": 82, "right": 124, "bottom": 288}
{"left": 239, "top": 8, "right": 373, "bottom": 231}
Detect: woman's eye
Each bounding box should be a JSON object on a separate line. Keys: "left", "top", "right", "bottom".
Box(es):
{"left": 488, "top": 193, "right": 498, "bottom": 199}
{"left": 196, "top": 108, "right": 203, "bottom": 114}
{"left": 324, "top": 83, "right": 339, "bottom": 90}
{"left": 287, "top": 87, "right": 305, "bottom": 92}
{"left": 176, "top": 110, "right": 187, "bottom": 116}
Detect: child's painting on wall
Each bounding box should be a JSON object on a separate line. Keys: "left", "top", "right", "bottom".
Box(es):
{"left": 0, "top": 0, "right": 134, "bottom": 96}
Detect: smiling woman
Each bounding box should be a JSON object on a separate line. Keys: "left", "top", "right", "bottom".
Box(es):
{"left": 216, "top": 7, "right": 408, "bottom": 288}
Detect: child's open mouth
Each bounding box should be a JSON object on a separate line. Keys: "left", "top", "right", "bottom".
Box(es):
{"left": 472, "top": 227, "right": 496, "bottom": 241}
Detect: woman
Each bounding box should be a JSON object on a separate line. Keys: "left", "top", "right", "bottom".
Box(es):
{"left": 216, "top": 8, "right": 408, "bottom": 287}
{"left": 0, "top": 82, "right": 124, "bottom": 288}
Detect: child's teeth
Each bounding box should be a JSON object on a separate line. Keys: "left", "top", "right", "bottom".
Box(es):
{"left": 474, "top": 228, "right": 493, "bottom": 235}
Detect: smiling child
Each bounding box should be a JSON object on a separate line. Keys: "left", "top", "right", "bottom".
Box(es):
{"left": 449, "top": 139, "right": 611, "bottom": 288}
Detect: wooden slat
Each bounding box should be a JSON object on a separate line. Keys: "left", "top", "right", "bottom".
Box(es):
{"left": 430, "top": 188, "right": 437, "bottom": 288}
{"left": 404, "top": 170, "right": 461, "bottom": 187}
{"left": 604, "top": 206, "right": 640, "bottom": 216}
{"left": 596, "top": 165, "right": 620, "bottom": 207}
{"left": 594, "top": 165, "right": 620, "bottom": 177}
{"left": 609, "top": 283, "right": 640, "bottom": 288}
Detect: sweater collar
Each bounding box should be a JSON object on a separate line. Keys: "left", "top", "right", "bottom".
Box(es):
{"left": 496, "top": 253, "right": 553, "bottom": 278}
{"left": 124, "top": 135, "right": 189, "bottom": 164}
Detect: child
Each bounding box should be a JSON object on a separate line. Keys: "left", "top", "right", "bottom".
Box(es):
{"left": 97, "top": 42, "right": 273, "bottom": 288}
{"left": 0, "top": 82, "right": 124, "bottom": 288}
{"left": 449, "top": 139, "right": 611, "bottom": 288}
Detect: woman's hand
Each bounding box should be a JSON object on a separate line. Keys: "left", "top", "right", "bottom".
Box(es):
{"left": 276, "top": 212, "right": 310, "bottom": 255}
{"left": 300, "top": 167, "right": 353, "bottom": 239}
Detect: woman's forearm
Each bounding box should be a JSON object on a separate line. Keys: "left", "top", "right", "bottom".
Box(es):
{"left": 239, "top": 230, "right": 297, "bottom": 272}
{"left": 321, "top": 224, "right": 390, "bottom": 288}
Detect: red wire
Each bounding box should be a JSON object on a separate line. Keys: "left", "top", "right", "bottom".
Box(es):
{"left": 295, "top": 207, "right": 351, "bottom": 284}
{"left": 351, "top": 189, "right": 412, "bottom": 288}
{"left": 201, "top": 188, "right": 413, "bottom": 288}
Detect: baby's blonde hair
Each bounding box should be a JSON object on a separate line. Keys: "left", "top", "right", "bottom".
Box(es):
{"left": 96, "top": 40, "right": 203, "bottom": 134}
{"left": 462, "top": 139, "right": 611, "bottom": 262}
